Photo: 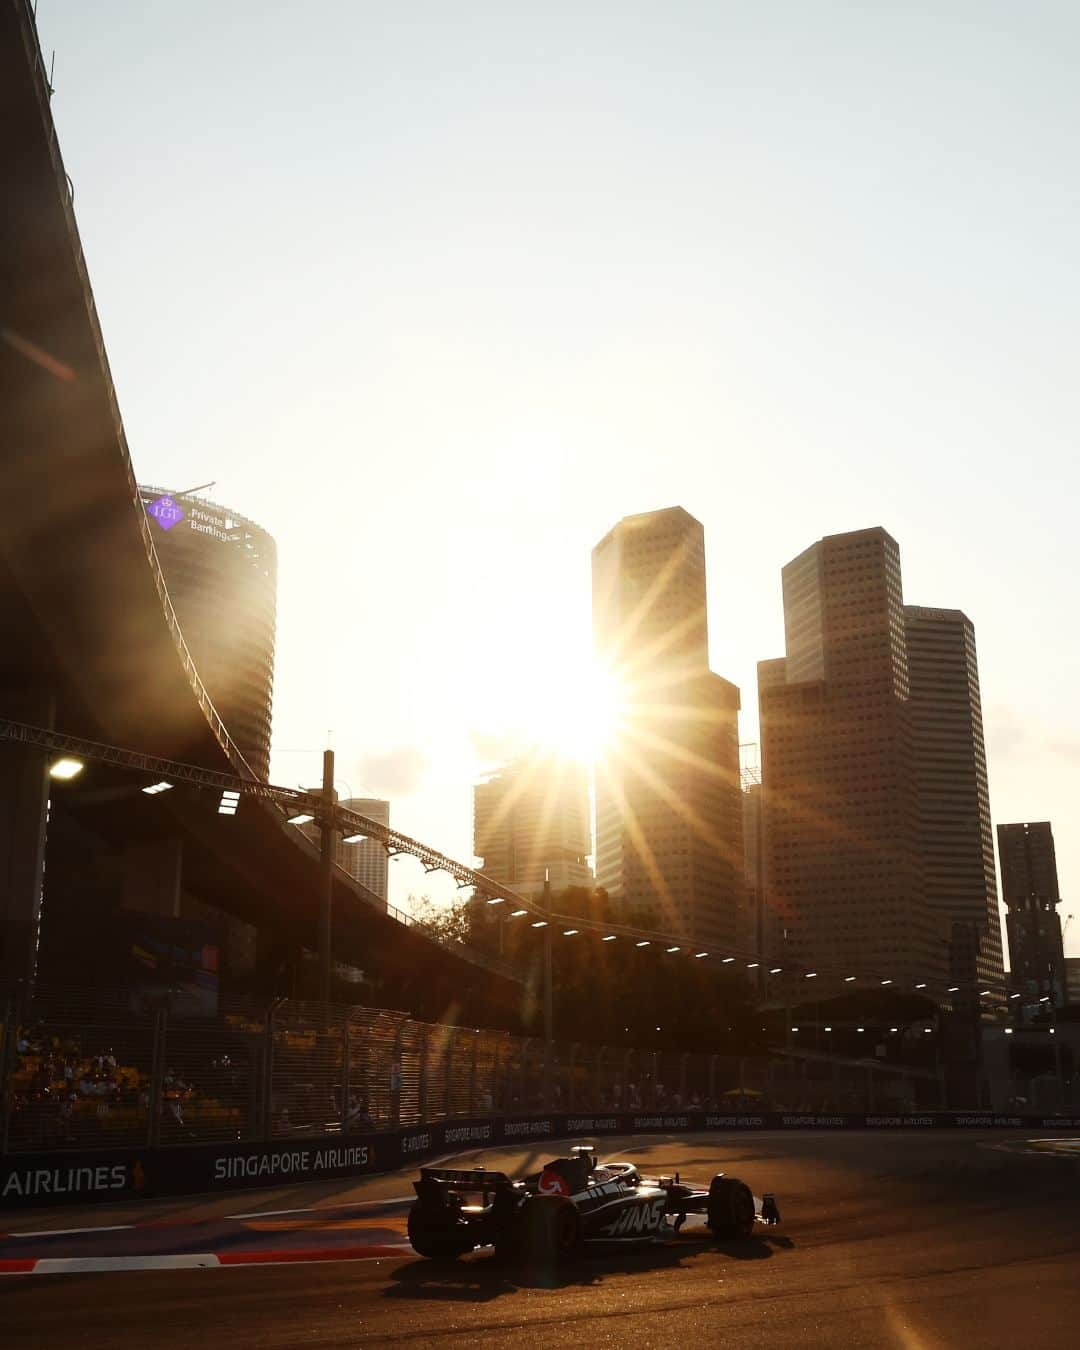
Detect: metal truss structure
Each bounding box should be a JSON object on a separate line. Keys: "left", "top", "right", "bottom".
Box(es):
{"left": 0, "top": 718, "right": 1009, "bottom": 1003}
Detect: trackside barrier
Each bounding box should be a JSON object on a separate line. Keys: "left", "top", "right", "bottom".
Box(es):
{"left": 4, "top": 1111, "right": 1080, "bottom": 1213}
{"left": 2, "top": 985, "right": 952, "bottom": 1161}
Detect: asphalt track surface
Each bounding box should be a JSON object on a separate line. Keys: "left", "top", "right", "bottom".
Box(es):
{"left": 3, "top": 1130, "right": 1079, "bottom": 1348}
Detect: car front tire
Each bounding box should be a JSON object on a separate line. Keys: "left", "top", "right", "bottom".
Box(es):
{"left": 706, "top": 1176, "right": 756, "bottom": 1240}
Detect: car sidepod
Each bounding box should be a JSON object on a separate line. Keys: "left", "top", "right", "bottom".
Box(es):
{"left": 579, "top": 1183, "right": 671, "bottom": 1244}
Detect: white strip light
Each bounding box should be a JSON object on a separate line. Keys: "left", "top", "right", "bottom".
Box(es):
{"left": 666, "top": 946, "right": 681, "bottom": 953}
{"left": 486, "top": 897, "right": 505, "bottom": 905}
{"left": 510, "top": 909, "right": 527, "bottom": 917}
{"left": 531, "top": 921, "right": 547, "bottom": 928}
{"left": 694, "top": 951, "right": 708, "bottom": 959}
{"left": 50, "top": 758, "right": 83, "bottom": 780}
{"left": 342, "top": 832, "right": 367, "bottom": 844}
{"left": 142, "top": 781, "right": 173, "bottom": 795}
{"left": 722, "top": 957, "right": 735, "bottom": 964}
{"left": 287, "top": 810, "right": 313, "bottom": 825}
{"left": 220, "top": 790, "right": 241, "bottom": 817}
{"left": 563, "top": 929, "right": 578, "bottom": 936}
{"left": 636, "top": 940, "right": 650, "bottom": 948}
{"left": 603, "top": 935, "right": 617, "bottom": 942}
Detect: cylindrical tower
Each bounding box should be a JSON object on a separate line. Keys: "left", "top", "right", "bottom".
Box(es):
{"left": 139, "top": 486, "right": 276, "bottom": 778}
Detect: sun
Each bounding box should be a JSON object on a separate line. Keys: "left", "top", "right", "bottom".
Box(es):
{"left": 521, "top": 661, "right": 628, "bottom": 765}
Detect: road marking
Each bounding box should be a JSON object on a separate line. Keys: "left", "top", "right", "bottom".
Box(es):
{"left": 227, "top": 1196, "right": 412, "bottom": 1220}
{"left": 33, "top": 1254, "right": 222, "bottom": 1273}
{"left": 0, "top": 1245, "right": 413, "bottom": 1275}
{"left": 6, "top": 1223, "right": 135, "bottom": 1238}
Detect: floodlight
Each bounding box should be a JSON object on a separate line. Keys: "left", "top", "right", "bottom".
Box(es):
{"left": 342, "top": 832, "right": 367, "bottom": 844}
{"left": 286, "top": 811, "right": 313, "bottom": 825}
{"left": 142, "top": 781, "right": 173, "bottom": 795}
{"left": 50, "top": 758, "right": 83, "bottom": 780}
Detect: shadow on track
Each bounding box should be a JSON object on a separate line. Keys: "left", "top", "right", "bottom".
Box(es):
{"left": 384, "top": 1231, "right": 794, "bottom": 1301}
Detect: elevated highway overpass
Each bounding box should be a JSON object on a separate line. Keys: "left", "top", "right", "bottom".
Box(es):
{"left": 0, "top": 0, "right": 522, "bottom": 1021}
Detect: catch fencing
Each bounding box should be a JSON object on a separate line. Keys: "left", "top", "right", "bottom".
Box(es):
{"left": 1, "top": 984, "right": 940, "bottom": 1157}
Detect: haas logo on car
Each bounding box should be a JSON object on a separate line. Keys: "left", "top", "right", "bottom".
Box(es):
{"left": 605, "top": 1197, "right": 666, "bottom": 1237}
{"left": 538, "top": 1169, "right": 571, "bottom": 1196}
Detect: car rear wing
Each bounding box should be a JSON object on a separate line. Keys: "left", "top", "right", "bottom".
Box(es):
{"left": 414, "top": 1166, "right": 518, "bottom": 1209}
{"left": 418, "top": 1167, "right": 514, "bottom": 1189}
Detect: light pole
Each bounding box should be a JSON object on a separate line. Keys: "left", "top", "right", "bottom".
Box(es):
{"left": 318, "top": 747, "right": 335, "bottom": 1005}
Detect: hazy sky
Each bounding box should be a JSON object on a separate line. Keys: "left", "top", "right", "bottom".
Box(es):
{"left": 37, "top": 1, "right": 1078, "bottom": 956}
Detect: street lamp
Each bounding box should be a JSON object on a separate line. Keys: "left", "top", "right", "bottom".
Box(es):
{"left": 49, "top": 757, "right": 83, "bottom": 780}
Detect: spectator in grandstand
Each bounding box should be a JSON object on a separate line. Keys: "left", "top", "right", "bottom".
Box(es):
{"left": 347, "top": 1093, "right": 374, "bottom": 1132}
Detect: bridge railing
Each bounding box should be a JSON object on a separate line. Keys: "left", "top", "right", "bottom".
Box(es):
{"left": 0, "top": 984, "right": 958, "bottom": 1157}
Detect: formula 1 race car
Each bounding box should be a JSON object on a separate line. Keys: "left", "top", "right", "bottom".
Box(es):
{"left": 407, "top": 1144, "right": 781, "bottom": 1264}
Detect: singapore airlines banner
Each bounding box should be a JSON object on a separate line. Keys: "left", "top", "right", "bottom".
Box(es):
{"left": 3, "top": 1112, "right": 1079, "bottom": 1211}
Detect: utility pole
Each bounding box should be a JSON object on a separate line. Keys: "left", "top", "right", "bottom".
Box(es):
{"left": 543, "top": 872, "right": 553, "bottom": 1108}
{"left": 318, "top": 747, "right": 335, "bottom": 1005}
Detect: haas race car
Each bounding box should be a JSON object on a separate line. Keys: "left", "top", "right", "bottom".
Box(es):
{"left": 407, "top": 1144, "right": 780, "bottom": 1264}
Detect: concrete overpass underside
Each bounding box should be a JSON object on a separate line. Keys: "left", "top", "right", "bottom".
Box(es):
{"left": 0, "top": 1, "right": 522, "bottom": 1026}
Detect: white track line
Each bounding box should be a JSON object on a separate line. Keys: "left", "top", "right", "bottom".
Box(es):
{"left": 7, "top": 1223, "right": 135, "bottom": 1238}
{"left": 227, "top": 1196, "right": 412, "bottom": 1220}
{"left": 33, "top": 1254, "right": 222, "bottom": 1273}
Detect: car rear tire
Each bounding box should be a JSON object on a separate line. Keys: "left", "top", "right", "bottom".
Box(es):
{"left": 407, "top": 1201, "right": 473, "bottom": 1262}
{"left": 518, "top": 1195, "right": 582, "bottom": 1266}
{"left": 706, "top": 1176, "right": 755, "bottom": 1240}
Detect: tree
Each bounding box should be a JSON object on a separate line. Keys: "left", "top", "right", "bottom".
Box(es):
{"left": 409, "top": 894, "right": 473, "bottom": 946}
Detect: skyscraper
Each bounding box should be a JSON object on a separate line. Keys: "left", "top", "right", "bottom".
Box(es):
{"left": 998, "top": 821, "right": 1065, "bottom": 1004}
{"left": 904, "top": 607, "right": 1004, "bottom": 991}
{"left": 340, "top": 798, "right": 390, "bottom": 908}
{"left": 592, "top": 507, "right": 743, "bottom": 949}
{"left": 299, "top": 796, "right": 390, "bottom": 911}
{"left": 140, "top": 487, "right": 276, "bottom": 778}
{"left": 473, "top": 754, "right": 593, "bottom": 899}
{"left": 739, "top": 748, "right": 764, "bottom": 960}
{"left": 758, "top": 527, "right": 946, "bottom": 988}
